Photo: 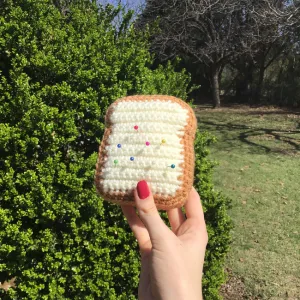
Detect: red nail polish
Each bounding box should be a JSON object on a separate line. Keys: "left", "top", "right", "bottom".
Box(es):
{"left": 137, "top": 180, "right": 150, "bottom": 200}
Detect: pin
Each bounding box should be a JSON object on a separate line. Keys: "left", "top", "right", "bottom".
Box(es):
{"left": 130, "top": 157, "right": 134, "bottom": 161}
{"left": 145, "top": 141, "right": 150, "bottom": 146}
{"left": 117, "top": 144, "right": 121, "bottom": 148}
{"left": 134, "top": 125, "right": 139, "bottom": 131}
{"left": 168, "top": 164, "right": 175, "bottom": 169}
{"left": 161, "top": 139, "right": 166, "bottom": 145}
{"left": 114, "top": 159, "right": 118, "bottom": 166}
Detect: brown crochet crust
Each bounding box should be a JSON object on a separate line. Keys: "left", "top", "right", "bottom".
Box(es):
{"left": 94, "top": 95, "right": 197, "bottom": 210}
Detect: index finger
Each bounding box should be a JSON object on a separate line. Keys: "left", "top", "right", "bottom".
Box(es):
{"left": 121, "top": 205, "right": 151, "bottom": 252}
{"left": 184, "top": 186, "right": 206, "bottom": 225}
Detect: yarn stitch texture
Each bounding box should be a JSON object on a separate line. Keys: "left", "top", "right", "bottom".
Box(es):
{"left": 95, "top": 95, "right": 197, "bottom": 210}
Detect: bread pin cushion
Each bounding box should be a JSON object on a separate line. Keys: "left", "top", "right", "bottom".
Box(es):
{"left": 95, "top": 95, "right": 197, "bottom": 210}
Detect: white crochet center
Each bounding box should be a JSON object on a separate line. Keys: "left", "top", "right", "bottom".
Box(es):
{"left": 102, "top": 100, "right": 189, "bottom": 196}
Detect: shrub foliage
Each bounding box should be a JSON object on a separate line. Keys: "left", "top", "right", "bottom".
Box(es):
{"left": 0, "top": 0, "right": 231, "bottom": 299}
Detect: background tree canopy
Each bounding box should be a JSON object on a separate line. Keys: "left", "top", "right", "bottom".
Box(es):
{"left": 137, "top": 0, "right": 300, "bottom": 107}
{"left": 0, "top": 0, "right": 231, "bottom": 299}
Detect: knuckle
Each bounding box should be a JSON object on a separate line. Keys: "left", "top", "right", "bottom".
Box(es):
{"left": 193, "top": 221, "right": 208, "bottom": 244}
{"left": 139, "top": 204, "right": 157, "bottom": 216}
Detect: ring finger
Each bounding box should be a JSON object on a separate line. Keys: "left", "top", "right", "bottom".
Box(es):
{"left": 167, "top": 207, "right": 186, "bottom": 234}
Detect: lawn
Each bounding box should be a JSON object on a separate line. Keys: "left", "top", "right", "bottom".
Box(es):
{"left": 195, "top": 105, "right": 300, "bottom": 299}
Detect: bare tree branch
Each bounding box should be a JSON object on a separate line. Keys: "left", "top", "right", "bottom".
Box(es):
{"left": 136, "top": 0, "right": 300, "bottom": 106}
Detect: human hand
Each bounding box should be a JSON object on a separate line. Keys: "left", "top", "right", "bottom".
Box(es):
{"left": 121, "top": 180, "right": 208, "bottom": 300}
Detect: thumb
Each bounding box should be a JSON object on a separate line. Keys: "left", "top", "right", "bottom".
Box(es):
{"left": 134, "top": 180, "right": 169, "bottom": 242}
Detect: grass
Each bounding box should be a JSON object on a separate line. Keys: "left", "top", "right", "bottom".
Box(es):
{"left": 195, "top": 105, "right": 300, "bottom": 299}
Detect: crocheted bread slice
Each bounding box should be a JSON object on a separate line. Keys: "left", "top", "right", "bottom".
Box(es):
{"left": 95, "top": 95, "right": 197, "bottom": 210}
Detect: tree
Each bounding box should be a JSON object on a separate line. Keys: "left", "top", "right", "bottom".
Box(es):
{"left": 137, "top": 0, "right": 299, "bottom": 107}
{"left": 249, "top": 0, "right": 300, "bottom": 103}
{"left": 264, "top": 13, "right": 300, "bottom": 106}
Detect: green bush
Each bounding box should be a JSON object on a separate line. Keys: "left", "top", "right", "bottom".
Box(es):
{"left": 193, "top": 132, "right": 232, "bottom": 299}
{"left": 0, "top": 0, "right": 231, "bottom": 299}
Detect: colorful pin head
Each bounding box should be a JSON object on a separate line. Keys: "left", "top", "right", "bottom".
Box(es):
{"left": 168, "top": 164, "right": 175, "bottom": 169}
{"left": 134, "top": 125, "right": 139, "bottom": 131}
{"left": 161, "top": 139, "right": 166, "bottom": 145}
{"left": 130, "top": 157, "right": 134, "bottom": 161}
{"left": 117, "top": 144, "right": 121, "bottom": 148}
{"left": 145, "top": 141, "right": 150, "bottom": 146}
{"left": 113, "top": 159, "right": 118, "bottom": 166}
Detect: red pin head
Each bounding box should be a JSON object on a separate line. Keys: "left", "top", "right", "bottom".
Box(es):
{"left": 134, "top": 125, "right": 138, "bottom": 131}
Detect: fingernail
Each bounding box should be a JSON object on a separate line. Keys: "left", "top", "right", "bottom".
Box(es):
{"left": 137, "top": 180, "right": 150, "bottom": 200}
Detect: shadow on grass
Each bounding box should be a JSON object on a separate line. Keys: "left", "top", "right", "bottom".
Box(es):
{"left": 198, "top": 120, "right": 300, "bottom": 155}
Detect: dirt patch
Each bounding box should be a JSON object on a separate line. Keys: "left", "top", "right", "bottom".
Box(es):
{"left": 194, "top": 104, "right": 300, "bottom": 116}
{"left": 220, "top": 269, "right": 261, "bottom": 300}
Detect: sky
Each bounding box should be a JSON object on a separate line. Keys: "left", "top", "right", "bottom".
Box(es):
{"left": 98, "top": 0, "right": 145, "bottom": 11}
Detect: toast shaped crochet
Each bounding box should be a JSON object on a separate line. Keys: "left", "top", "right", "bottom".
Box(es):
{"left": 95, "top": 95, "right": 197, "bottom": 210}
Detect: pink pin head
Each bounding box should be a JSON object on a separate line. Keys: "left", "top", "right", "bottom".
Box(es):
{"left": 134, "top": 125, "right": 138, "bottom": 131}
{"left": 145, "top": 141, "right": 150, "bottom": 146}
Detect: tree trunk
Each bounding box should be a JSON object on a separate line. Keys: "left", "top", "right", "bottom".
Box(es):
{"left": 255, "top": 56, "right": 266, "bottom": 104}
{"left": 211, "top": 68, "right": 221, "bottom": 108}
{"left": 235, "top": 76, "right": 246, "bottom": 99}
